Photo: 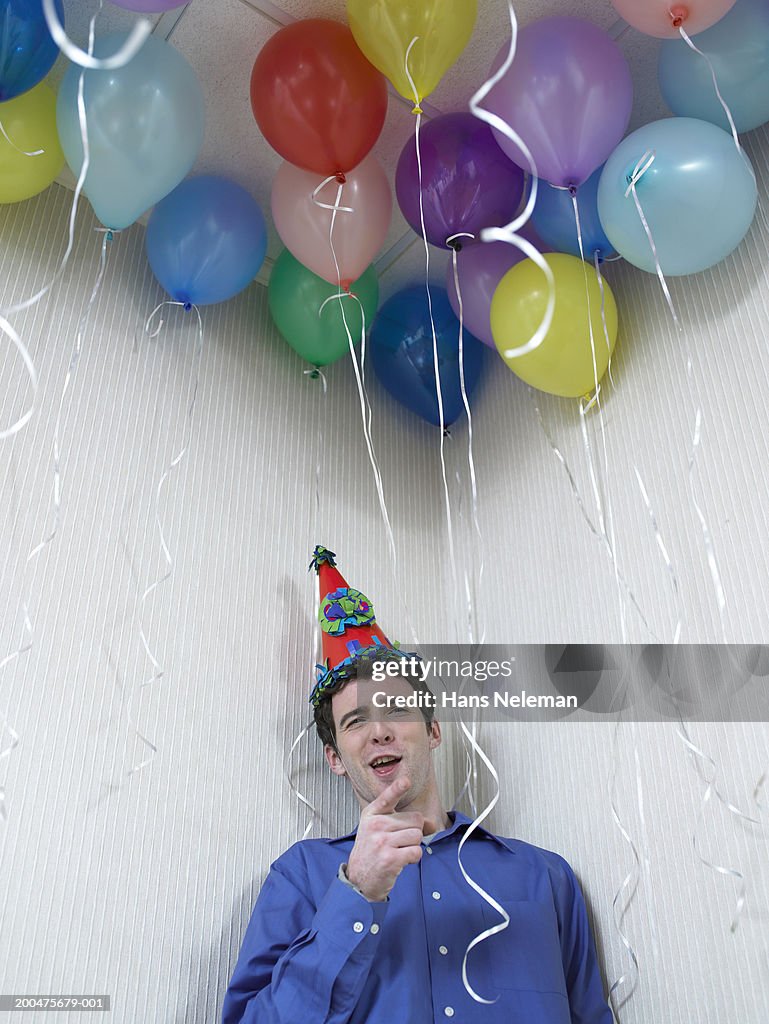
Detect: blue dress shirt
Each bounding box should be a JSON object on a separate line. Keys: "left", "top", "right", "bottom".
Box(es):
{"left": 222, "top": 812, "right": 613, "bottom": 1024}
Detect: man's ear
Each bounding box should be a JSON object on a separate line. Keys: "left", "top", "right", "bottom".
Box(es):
{"left": 324, "top": 743, "right": 347, "bottom": 777}
{"left": 428, "top": 720, "right": 442, "bottom": 750}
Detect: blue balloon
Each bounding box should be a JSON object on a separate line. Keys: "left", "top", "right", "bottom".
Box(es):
{"left": 659, "top": 0, "right": 769, "bottom": 134}
{"left": 531, "top": 166, "right": 615, "bottom": 261}
{"left": 0, "top": 0, "right": 63, "bottom": 102}
{"left": 370, "top": 285, "right": 484, "bottom": 427}
{"left": 57, "top": 33, "right": 204, "bottom": 229}
{"left": 146, "top": 176, "right": 267, "bottom": 306}
{"left": 597, "top": 117, "right": 756, "bottom": 276}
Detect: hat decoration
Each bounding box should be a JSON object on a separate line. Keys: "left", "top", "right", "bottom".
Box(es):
{"left": 309, "top": 545, "right": 415, "bottom": 706}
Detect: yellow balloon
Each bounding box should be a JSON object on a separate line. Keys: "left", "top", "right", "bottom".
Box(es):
{"left": 0, "top": 82, "right": 64, "bottom": 204}
{"left": 347, "top": 0, "right": 477, "bottom": 108}
{"left": 491, "top": 253, "right": 619, "bottom": 398}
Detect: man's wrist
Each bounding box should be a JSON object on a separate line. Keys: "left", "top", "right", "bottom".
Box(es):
{"left": 339, "top": 862, "right": 388, "bottom": 903}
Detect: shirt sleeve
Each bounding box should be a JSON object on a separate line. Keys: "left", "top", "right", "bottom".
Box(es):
{"left": 552, "top": 857, "right": 614, "bottom": 1024}
{"left": 221, "top": 849, "right": 389, "bottom": 1024}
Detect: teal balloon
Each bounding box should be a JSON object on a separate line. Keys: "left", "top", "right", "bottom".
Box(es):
{"left": 597, "top": 117, "right": 756, "bottom": 276}
{"left": 268, "top": 250, "right": 379, "bottom": 367}
{"left": 659, "top": 0, "right": 769, "bottom": 134}
{"left": 56, "top": 33, "right": 204, "bottom": 229}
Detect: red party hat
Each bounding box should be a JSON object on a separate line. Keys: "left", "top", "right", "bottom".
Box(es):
{"left": 309, "top": 546, "right": 409, "bottom": 706}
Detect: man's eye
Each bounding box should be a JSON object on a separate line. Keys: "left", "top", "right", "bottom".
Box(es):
{"left": 388, "top": 707, "right": 409, "bottom": 716}
{"left": 346, "top": 717, "right": 365, "bottom": 728}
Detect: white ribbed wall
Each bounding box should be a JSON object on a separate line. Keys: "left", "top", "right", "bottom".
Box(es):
{"left": 1, "top": 127, "right": 768, "bottom": 1024}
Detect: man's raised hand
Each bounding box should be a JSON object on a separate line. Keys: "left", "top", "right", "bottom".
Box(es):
{"left": 346, "top": 778, "right": 425, "bottom": 902}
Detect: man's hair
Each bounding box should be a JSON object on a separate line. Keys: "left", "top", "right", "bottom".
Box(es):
{"left": 313, "top": 658, "right": 435, "bottom": 752}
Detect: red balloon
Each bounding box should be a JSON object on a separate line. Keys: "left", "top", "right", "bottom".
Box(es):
{"left": 251, "top": 19, "right": 388, "bottom": 177}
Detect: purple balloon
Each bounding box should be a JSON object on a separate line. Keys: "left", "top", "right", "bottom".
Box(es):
{"left": 485, "top": 17, "right": 633, "bottom": 189}
{"left": 110, "top": 0, "right": 185, "bottom": 10}
{"left": 445, "top": 223, "right": 549, "bottom": 349}
{"left": 396, "top": 111, "right": 524, "bottom": 250}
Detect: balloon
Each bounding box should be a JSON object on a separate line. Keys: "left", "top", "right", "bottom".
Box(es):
{"left": 531, "top": 167, "right": 616, "bottom": 261}
{"left": 370, "top": 285, "right": 485, "bottom": 427}
{"left": 0, "top": 82, "right": 63, "bottom": 203}
{"left": 446, "top": 241, "right": 525, "bottom": 349}
{"left": 0, "top": 0, "right": 63, "bottom": 101}
{"left": 146, "top": 176, "right": 267, "bottom": 306}
{"left": 659, "top": 0, "right": 769, "bottom": 133}
{"left": 56, "top": 33, "right": 204, "bottom": 230}
{"left": 485, "top": 17, "right": 633, "bottom": 189}
{"left": 110, "top": 0, "right": 185, "bottom": 9}
{"left": 251, "top": 19, "right": 387, "bottom": 177}
{"left": 395, "top": 112, "right": 524, "bottom": 249}
{"left": 272, "top": 155, "right": 391, "bottom": 290}
{"left": 610, "top": 0, "right": 737, "bottom": 38}
{"left": 597, "top": 117, "right": 757, "bottom": 276}
{"left": 347, "top": 0, "right": 477, "bottom": 107}
{"left": 269, "top": 250, "right": 379, "bottom": 367}
{"left": 491, "top": 253, "right": 618, "bottom": 399}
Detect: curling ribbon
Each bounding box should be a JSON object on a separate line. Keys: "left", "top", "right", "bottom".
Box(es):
{"left": 125, "top": 301, "right": 204, "bottom": 776}
{"left": 313, "top": 175, "right": 420, "bottom": 648}
{"left": 42, "top": 0, "right": 151, "bottom": 70}
{"left": 403, "top": 38, "right": 463, "bottom": 645}
{"left": 469, "top": 1, "right": 555, "bottom": 361}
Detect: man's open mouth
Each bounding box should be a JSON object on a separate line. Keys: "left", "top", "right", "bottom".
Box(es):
{"left": 370, "top": 756, "right": 402, "bottom": 777}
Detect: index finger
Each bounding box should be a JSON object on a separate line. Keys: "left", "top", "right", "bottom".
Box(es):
{"left": 366, "top": 776, "right": 411, "bottom": 816}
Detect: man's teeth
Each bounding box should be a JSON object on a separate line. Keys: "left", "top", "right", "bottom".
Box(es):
{"left": 372, "top": 757, "right": 398, "bottom": 767}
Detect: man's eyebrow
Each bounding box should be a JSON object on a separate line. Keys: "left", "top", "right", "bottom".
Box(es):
{"left": 338, "top": 706, "right": 369, "bottom": 728}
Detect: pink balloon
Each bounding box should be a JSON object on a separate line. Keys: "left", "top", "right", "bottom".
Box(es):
{"left": 609, "top": 0, "right": 737, "bottom": 38}
{"left": 271, "top": 156, "right": 392, "bottom": 289}
{"left": 110, "top": 0, "right": 186, "bottom": 10}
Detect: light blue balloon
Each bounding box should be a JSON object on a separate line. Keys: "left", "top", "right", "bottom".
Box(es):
{"left": 659, "top": 0, "right": 769, "bottom": 134}
{"left": 56, "top": 33, "right": 204, "bottom": 230}
{"left": 531, "top": 166, "right": 615, "bottom": 261}
{"left": 597, "top": 117, "right": 756, "bottom": 276}
{"left": 146, "top": 176, "right": 267, "bottom": 306}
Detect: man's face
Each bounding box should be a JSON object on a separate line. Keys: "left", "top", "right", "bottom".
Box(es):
{"left": 324, "top": 676, "right": 441, "bottom": 811}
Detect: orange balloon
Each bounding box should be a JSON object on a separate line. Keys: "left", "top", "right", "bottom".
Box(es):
{"left": 251, "top": 19, "right": 388, "bottom": 177}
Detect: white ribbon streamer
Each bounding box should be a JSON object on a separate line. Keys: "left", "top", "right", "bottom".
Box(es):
{"left": 126, "top": 302, "right": 204, "bottom": 776}
{"left": 469, "top": 1, "right": 555, "bottom": 360}
{"left": 42, "top": 0, "right": 151, "bottom": 70}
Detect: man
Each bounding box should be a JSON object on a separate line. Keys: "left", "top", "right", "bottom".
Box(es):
{"left": 222, "top": 548, "right": 613, "bottom": 1023}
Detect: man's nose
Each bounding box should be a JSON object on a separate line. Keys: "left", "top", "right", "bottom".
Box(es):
{"left": 369, "top": 717, "right": 394, "bottom": 742}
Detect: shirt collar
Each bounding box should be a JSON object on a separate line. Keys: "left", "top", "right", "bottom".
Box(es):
{"left": 327, "top": 809, "right": 516, "bottom": 854}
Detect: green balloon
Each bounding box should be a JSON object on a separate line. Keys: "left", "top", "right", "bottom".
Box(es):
{"left": 268, "top": 250, "right": 380, "bottom": 367}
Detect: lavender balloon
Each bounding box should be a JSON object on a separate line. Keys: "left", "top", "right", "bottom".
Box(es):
{"left": 396, "top": 111, "right": 524, "bottom": 249}
{"left": 485, "top": 17, "right": 633, "bottom": 189}
{"left": 446, "top": 241, "right": 525, "bottom": 349}
{"left": 110, "top": 0, "right": 185, "bottom": 10}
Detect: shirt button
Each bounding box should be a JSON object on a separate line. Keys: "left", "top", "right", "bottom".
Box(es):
{"left": 353, "top": 922, "right": 364, "bottom": 933}
{"left": 444, "top": 1008, "right": 454, "bottom": 1018}
{"left": 432, "top": 891, "right": 441, "bottom": 900}
{"left": 425, "top": 846, "right": 433, "bottom": 854}
{"left": 439, "top": 945, "right": 448, "bottom": 955}
{"left": 370, "top": 924, "right": 380, "bottom": 935}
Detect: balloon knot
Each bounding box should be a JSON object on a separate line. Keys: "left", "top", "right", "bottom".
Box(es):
{"left": 106, "top": 230, "right": 114, "bottom": 242}
{"left": 447, "top": 238, "right": 463, "bottom": 253}
{"left": 443, "top": 427, "right": 451, "bottom": 438}
{"left": 335, "top": 172, "right": 346, "bottom": 185}
{"left": 411, "top": 103, "right": 423, "bottom": 116}
{"left": 670, "top": 4, "right": 688, "bottom": 28}
{"left": 183, "top": 302, "right": 193, "bottom": 312}
{"left": 309, "top": 368, "right": 320, "bottom": 380}
{"left": 341, "top": 279, "right": 353, "bottom": 294}
{"left": 567, "top": 184, "right": 578, "bottom": 198}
